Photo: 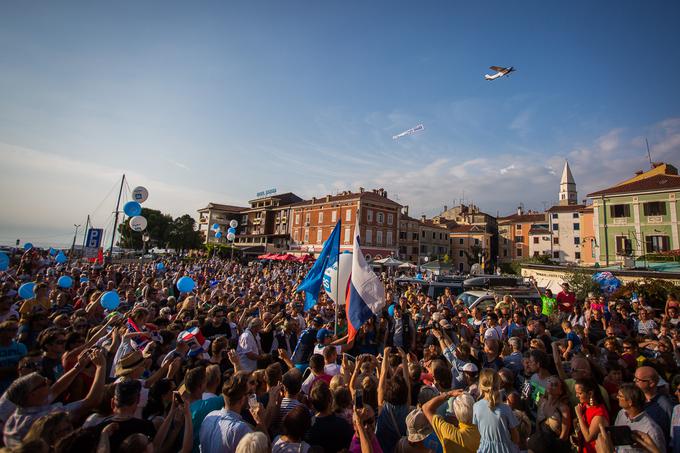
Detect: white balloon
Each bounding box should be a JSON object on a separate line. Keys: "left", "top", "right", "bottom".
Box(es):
{"left": 132, "top": 186, "right": 149, "bottom": 203}
{"left": 229, "top": 219, "right": 238, "bottom": 228}
{"left": 322, "top": 252, "right": 353, "bottom": 305}
{"left": 129, "top": 216, "right": 148, "bottom": 232}
{"left": 226, "top": 232, "right": 236, "bottom": 241}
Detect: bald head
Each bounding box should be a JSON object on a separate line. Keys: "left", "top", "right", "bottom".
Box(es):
{"left": 570, "top": 357, "right": 592, "bottom": 379}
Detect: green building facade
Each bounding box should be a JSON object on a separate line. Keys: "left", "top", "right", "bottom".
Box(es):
{"left": 587, "top": 164, "right": 680, "bottom": 266}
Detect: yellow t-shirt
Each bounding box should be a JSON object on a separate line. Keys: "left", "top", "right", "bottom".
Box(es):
{"left": 431, "top": 415, "right": 480, "bottom": 453}
{"left": 19, "top": 298, "right": 50, "bottom": 315}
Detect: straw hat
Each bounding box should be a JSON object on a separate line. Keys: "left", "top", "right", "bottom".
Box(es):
{"left": 115, "top": 350, "right": 145, "bottom": 377}
{"left": 406, "top": 409, "right": 432, "bottom": 442}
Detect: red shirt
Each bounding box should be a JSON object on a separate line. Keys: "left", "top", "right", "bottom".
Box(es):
{"left": 557, "top": 291, "right": 576, "bottom": 313}
{"left": 581, "top": 404, "right": 609, "bottom": 453}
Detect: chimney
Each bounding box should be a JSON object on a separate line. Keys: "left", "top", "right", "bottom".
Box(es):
{"left": 359, "top": 187, "right": 365, "bottom": 193}
{"left": 402, "top": 205, "right": 409, "bottom": 216}
{"left": 421, "top": 215, "right": 426, "bottom": 222}
{"left": 312, "top": 197, "right": 316, "bottom": 204}
{"left": 444, "top": 205, "right": 448, "bottom": 212}
{"left": 325, "top": 195, "right": 330, "bottom": 202}
{"left": 517, "top": 206, "right": 523, "bottom": 216}
{"left": 634, "top": 170, "right": 644, "bottom": 176}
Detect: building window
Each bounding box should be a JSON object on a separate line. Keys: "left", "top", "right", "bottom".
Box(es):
{"left": 412, "top": 232, "right": 418, "bottom": 241}
{"left": 575, "top": 252, "right": 581, "bottom": 260}
{"left": 533, "top": 237, "right": 539, "bottom": 244}
{"left": 516, "top": 225, "right": 522, "bottom": 232}
{"left": 573, "top": 213, "right": 579, "bottom": 219}
{"left": 365, "top": 229, "right": 372, "bottom": 244}
{"left": 643, "top": 202, "right": 667, "bottom": 216}
{"left": 503, "top": 249, "right": 507, "bottom": 257}
{"left": 552, "top": 213, "right": 558, "bottom": 219}
{"left": 304, "top": 229, "right": 309, "bottom": 243}
{"left": 399, "top": 231, "right": 406, "bottom": 240}
{"left": 514, "top": 236, "right": 523, "bottom": 244}
{"left": 573, "top": 223, "right": 580, "bottom": 230}
{"left": 318, "top": 211, "right": 324, "bottom": 224}
{"left": 366, "top": 210, "right": 373, "bottom": 222}
{"left": 516, "top": 248, "right": 523, "bottom": 257}
{"left": 615, "top": 236, "right": 632, "bottom": 255}
{"left": 459, "top": 250, "right": 464, "bottom": 257}
{"left": 646, "top": 235, "right": 670, "bottom": 252}
{"left": 533, "top": 252, "right": 539, "bottom": 257}
{"left": 459, "top": 238, "right": 464, "bottom": 245}
{"left": 574, "top": 237, "right": 580, "bottom": 245}
{"left": 420, "top": 245, "right": 427, "bottom": 254}
{"left": 377, "top": 212, "right": 384, "bottom": 224}
{"left": 376, "top": 231, "right": 383, "bottom": 245}
{"left": 474, "top": 239, "right": 479, "bottom": 245}
{"left": 610, "top": 204, "right": 630, "bottom": 218}
{"left": 293, "top": 230, "right": 299, "bottom": 241}
{"left": 317, "top": 229, "right": 322, "bottom": 243}
{"left": 552, "top": 223, "right": 558, "bottom": 230}
{"left": 331, "top": 210, "right": 337, "bottom": 222}
{"left": 553, "top": 251, "right": 560, "bottom": 259}
{"left": 422, "top": 231, "right": 425, "bottom": 238}
{"left": 346, "top": 210, "right": 352, "bottom": 221}
{"left": 412, "top": 246, "right": 418, "bottom": 254}
{"left": 295, "top": 214, "right": 300, "bottom": 225}
{"left": 344, "top": 227, "right": 351, "bottom": 243}
{"left": 553, "top": 237, "right": 559, "bottom": 245}
{"left": 387, "top": 213, "right": 394, "bottom": 225}
{"left": 305, "top": 213, "right": 310, "bottom": 225}
{"left": 503, "top": 238, "right": 508, "bottom": 245}
{"left": 387, "top": 231, "right": 393, "bottom": 246}
{"left": 432, "top": 232, "right": 436, "bottom": 240}
{"left": 439, "top": 233, "right": 443, "bottom": 240}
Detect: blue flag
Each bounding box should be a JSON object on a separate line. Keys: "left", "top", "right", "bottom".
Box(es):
{"left": 297, "top": 219, "right": 341, "bottom": 311}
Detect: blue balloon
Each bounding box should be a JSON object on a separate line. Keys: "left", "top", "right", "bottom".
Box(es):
{"left": 227, "top": 227, "right": 236, "bottom": 234}
{"left": 100, "top": 291, "right": 120, "bottom": 310}
{"left": 23, "top": 243, "right": 33, "bottom": 251}
{"left": 215, "top": 231, "right": 223, "bottom": 239}
{"left": 0, "top": 253, "right": 8, "bottom": 272}
{"left": 212, "top": 223, "right": 220, "bottom": 230}
{"left": 387, "top": 304, "right": 395, "bottom": 317}
{"left": 177, "top": 276, "right": 195, "bottom": 293}
{"left": 58, "top": 276, "right": 73, "bottom": 289}
{"left": 18, "top": 282, "right": 36, "bottom": 299}
{"left": 123, "top": 201, "right": 142, "bottom": 217}
{"left": 156, "top": 262, "right": 165, "bottom": 270}
{"left": 49, "top": 248, "right": 57, "bottom": 256}
{"left": 55, "top": 252, "right": 67, "bottom": 264}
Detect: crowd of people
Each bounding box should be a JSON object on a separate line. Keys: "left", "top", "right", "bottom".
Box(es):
{"left": 0, "top": 246, "right": 679, "bottom": 453}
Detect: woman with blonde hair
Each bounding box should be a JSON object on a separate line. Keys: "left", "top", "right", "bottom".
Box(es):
{"left": 472, "top": 368, "right": 520, "bottom": 453}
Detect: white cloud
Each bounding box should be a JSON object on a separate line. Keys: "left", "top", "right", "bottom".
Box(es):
{"left": 499, "top": 164, "right": 516, "bottom": 175}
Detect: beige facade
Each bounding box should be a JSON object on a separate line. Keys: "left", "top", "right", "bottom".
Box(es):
{"left": 449, "top": 225, "right": 493, "bottom": 273}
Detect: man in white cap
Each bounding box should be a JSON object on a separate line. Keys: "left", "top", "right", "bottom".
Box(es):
{"left": 395, "top": 408, "right": 435, "bottom": 453}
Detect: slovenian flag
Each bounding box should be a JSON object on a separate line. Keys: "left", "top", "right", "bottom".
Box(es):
{"left": 345, "top": 217, "right": 386, "bottom": 341}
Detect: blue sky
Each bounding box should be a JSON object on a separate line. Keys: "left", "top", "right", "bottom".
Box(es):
{"left": 1, "top": 1, "right": 679, "bottom": 247}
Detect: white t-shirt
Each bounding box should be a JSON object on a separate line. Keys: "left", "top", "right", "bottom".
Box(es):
{"left": 237, "top": 329, "right": 261, "bottom": 372}
{"left": 313, "top": 344, "right": 341, "bottom": 356}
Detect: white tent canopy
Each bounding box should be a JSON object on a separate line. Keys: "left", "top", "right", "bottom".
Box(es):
{"left": 372, "top": 257, "right": 404, "bottom": 267}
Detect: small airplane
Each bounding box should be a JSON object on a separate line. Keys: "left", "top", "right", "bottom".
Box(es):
{"left": 484, "top": 66, "right": 515, "bottom": 81}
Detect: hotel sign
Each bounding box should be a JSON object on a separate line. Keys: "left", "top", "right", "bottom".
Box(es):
{"left": 256, "top": 188, "right": 277, "bottom": 198}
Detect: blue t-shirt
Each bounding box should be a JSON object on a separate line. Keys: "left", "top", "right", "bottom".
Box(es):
{"left": 191, "top": 396, "right": 225, "bottom": 453}
{"left": 566, "top": 331, "right": 581, "bottom": 352}
{"left": 0, "top": 342, "right": 26, "bottom": 393}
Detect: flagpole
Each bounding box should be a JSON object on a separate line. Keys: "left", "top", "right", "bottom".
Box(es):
{"left": 334, "top": 220, "right": 341, "bottom": 336}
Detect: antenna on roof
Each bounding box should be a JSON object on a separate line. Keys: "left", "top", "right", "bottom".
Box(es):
{"left": 541, "top": 201, "right": 549, "bottom": 211}
{"left": 645, "top": 137, "right": 653, "bottom": 169}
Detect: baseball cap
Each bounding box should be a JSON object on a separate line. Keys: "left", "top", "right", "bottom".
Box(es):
{"left": 461, "top": 363, "right": 478, "bottom": 373}
{"left": 406, "top": 409, "right": 432, "bottom": 442}
{"left": 312, "top": 316, "right": 324, "bottom": 325}
{"left": 316, "top": 328, "right": 331, "bottom": 342}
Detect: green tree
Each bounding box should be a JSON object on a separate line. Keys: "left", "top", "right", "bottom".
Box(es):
{"left": 117, "top": 208, "right": 172, "bottom": 250}
{"left": 168, "top": 215, "right": 203, "bottom": 255}
{"left": 563, "top": 268, "right": 600, "bottom": 301}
